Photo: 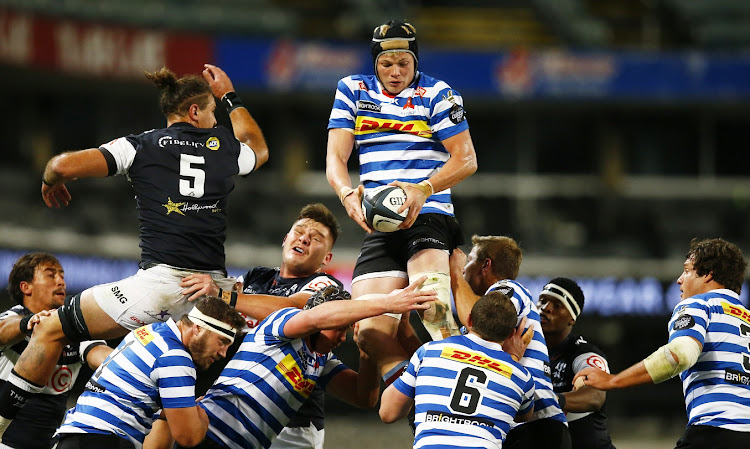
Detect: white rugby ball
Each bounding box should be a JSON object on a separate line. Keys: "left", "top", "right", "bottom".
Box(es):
{"left": 362, "top": 186, "right": 408, "bottom": 232}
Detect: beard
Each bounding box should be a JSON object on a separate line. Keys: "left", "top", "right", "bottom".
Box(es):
{"left": 188, "top": 331, "right": 213, "bottom": 371}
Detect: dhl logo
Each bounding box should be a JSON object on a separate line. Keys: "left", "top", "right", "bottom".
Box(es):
{"left": 721, "top": 301, "right": 750, "bottom": 325}
{"left": 355, "top": 116, "right": 432, "bottom": 138}
{"left": 276, "top": 353, "right": 316, "bottom": 398}
{"left": 440, "top": 347, "right": 512, "bottom": 378}
{"left": 135, "top": 326, "right": 154, "bottom": 346}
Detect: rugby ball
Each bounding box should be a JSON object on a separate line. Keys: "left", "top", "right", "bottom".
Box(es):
{"left": 362, "top": 186, "right": 408, "bottom": 232}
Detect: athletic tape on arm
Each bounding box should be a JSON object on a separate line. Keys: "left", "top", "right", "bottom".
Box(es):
{"left": 643, "top": 336, "right": 701, "bottom": 384}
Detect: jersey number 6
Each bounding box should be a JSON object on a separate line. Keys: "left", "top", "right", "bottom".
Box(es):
{"left": 450, "top": 367, "right": 487, "bottom": 414}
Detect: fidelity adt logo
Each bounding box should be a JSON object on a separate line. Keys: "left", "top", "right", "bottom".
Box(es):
{"left": 158, "top": 136, "right": 220, "bottom": 150}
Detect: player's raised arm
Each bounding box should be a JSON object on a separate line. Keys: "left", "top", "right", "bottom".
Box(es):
{"left": 203, "top": 63, "right": 269, "bottom": 168}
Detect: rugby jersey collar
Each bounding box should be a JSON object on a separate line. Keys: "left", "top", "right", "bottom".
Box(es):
{"left": 465, "top": 331, "right": 504, "bottom": 353}
{"left": 164, "top": 318, "right": 181, "bottom": 340}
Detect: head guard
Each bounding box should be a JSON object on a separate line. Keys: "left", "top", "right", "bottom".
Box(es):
{"left": 371, "top": 20, "right": 418, "bottom": 84}
{"left": 304, "top": 285, "right": 352, "bottom": 310}
{"left": 541, "top": 278, "right": 585, "bottom": 321}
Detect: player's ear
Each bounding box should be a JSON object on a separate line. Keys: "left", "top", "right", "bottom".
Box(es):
{"left": 319, "top": 251, "right": 333, "bottom": 268}
{"left": 188, "top": 103, "right": 200, "bottom": 120}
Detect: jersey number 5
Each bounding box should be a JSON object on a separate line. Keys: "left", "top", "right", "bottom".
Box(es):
{"left": 180, "top": 154, "right": 206, "bottom": 198}
{"left": 450, "top": 367, "right": 487, "bottom": 414}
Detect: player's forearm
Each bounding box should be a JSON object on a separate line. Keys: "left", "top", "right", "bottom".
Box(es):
{"left": 0, "top": 316, "right": 27, "bottom": 347}
{"left": 451, "top": 276, "right": 479, "bottom": 327}
{"left": 230, "top": 108, "right": 269, "bottom": 168}
{"left": 308, "top": 299, "right": 390, "bottom": 331}
{"left": 325, "top": 129, "right": 355, "bottom": 194}
{"left": 355, "top": 352, "right": 380, "bottom": 408}
{"left": 559, "top": 387, "right": 605, "bottom": 413}
{"left": 235, "top": 294, "right": 305, "bottom": 321}
{"left": 610, "top": 361, "right": 654, "bottom": 390}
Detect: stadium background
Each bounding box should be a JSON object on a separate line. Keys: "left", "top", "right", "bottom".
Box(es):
{"left": 1, "top": 1, "right": 750, "bottom": 446}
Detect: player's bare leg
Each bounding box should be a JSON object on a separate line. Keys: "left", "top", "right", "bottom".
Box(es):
{"left": 0, "top": 289, "right": 125, "bottom": 438}
{"left": 353, "top": 277, "right": 412, "bottom": 384}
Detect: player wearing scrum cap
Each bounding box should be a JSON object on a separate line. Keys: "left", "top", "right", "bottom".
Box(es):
{"left": 54, "top": 297, "right": 245, "bottom": 449}
{"left": 326, "top": 19, "right": 478, "bottom": 387}
{"left": 538, "top": 278, "right": 616, "bottom": 449}
{"left": 146, "top": 280, "right": 436, "bottom": 449}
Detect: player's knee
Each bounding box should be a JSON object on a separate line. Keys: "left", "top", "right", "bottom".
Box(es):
{"left": 357, "top": 318, "right": 399, "bottom": 354}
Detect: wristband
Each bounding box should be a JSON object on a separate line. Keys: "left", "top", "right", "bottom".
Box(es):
{"left": 220, "top": 91, "right": 245, "bottom": 114}
{"left": 19, "top": 315, "right": 33, "bottom": 335}
{"left": 339, "top": 186, "right": 356, "bottom": 204}
{"left": 217, "top": 288, "right": 238, "bottom": 307}
{"left": 557, "top": 393, "right": 566, "bottom": 410}
{"left": 42, "top": 177, "right": 54, "bottom": 187}
{"left": 416, "top": 180, "right": 434, "bottom": 198}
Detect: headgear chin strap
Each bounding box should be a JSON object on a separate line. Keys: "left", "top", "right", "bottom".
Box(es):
{"left": 542, "top": 282, "right": 581, "bottom": 320}
{"left": 188, "top": 307, "right": 237, "bottom": 343}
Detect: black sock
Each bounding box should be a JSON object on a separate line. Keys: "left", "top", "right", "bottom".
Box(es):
{"left": 0, "top": 370, "right": 44, "bottom": 420}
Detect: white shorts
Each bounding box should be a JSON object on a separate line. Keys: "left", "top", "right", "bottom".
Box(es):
{"left": 270, "top": 424, "right": 324, "bottom": 449}
{"left": 91, "top": 264, "right": 236, "bottom": 331}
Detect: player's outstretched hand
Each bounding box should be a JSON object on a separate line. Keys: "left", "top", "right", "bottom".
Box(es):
{"left": 181, "top": 273, "right": 220, "bottom": 302}
{"left": 203, "top": 64, "right": 235, "bottom": 100}
{"left": 382, "top": 275, "right": 436, "bottom": 314}
{"left": 42, "top": 182, "right": 72, "bottom": 208}
{"left": 573, "top": 367, "right": 613, "bottom": 391}
{"left": 503, "top": 317, "right": 533, "bottom": 362}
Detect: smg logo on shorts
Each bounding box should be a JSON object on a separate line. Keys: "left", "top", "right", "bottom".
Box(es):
{"left": 111, "top": 285, "right": 128, "bottom": 304}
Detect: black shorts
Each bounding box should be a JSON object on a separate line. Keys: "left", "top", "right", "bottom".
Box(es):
{"left": 675, "top": 424, "right": 750, "bottom": 449}
{"left": 504, "top": 418, "right": 572, "bottom": 449}
{"left": 56, "top": 433, "right": 136, "bottom": 449}
{"left": 352, "top": 213, "right": 464, "bottom": 280}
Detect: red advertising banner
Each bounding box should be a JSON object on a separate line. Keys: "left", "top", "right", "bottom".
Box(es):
{"left": 0, "top": 8, "right": 213, "bottom": 80}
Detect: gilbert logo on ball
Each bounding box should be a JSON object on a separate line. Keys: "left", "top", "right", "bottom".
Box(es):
{"left": 362, "top": 186, "right": 408, "bottom": 232}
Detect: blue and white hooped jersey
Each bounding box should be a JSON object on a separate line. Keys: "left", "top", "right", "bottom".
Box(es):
{"left": 199, "top": 308, "right": 347, "bottom": 449}
{"left": 668, "top": 288, "right": 750, "bottom": 431}
{"left": 487, "top": 280, "right": 566, "bottom": 424}
{"left": 56, "top": 319, "right": 198, "bottom": 447}
{"left": 328, "top": 72, "right": 469, "bottom": 217}
{"left": 393, "top": 333, "right": 534, "bottom": 448}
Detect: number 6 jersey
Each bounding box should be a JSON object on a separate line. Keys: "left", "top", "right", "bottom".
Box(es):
{"left": 392, "top": 333, "right": 535, "bottom": 448}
